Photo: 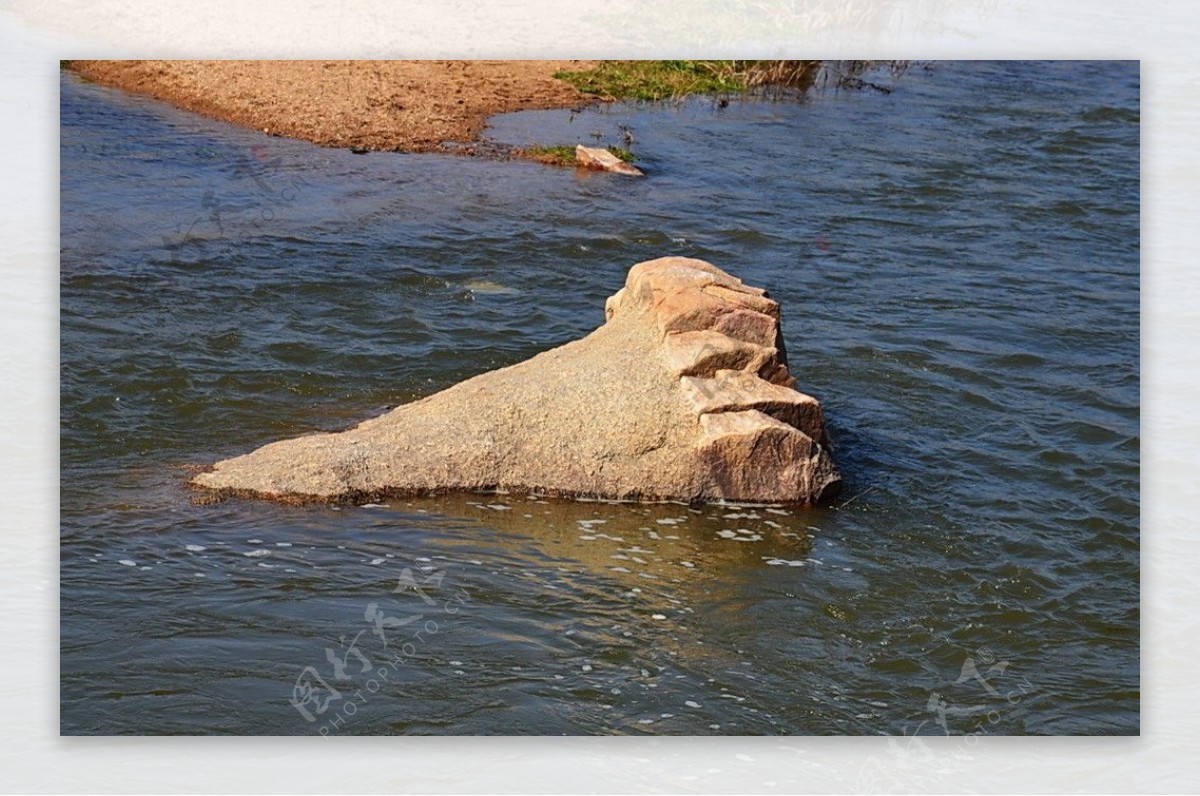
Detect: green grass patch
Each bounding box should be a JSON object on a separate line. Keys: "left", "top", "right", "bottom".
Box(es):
{"left": 524, "top": 145, "right": 577, "bottom": 166}
{"left": 553, "top": 60, "right": 820, "bottom": 102}
{"left": 554, "top": 60, "right": 743, "bottom": 102}
{"left": 606, "top": 146, "right": 634, "bottom": 163}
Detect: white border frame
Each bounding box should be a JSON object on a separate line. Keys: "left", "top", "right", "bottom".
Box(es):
{"left": 4, "top": 1, "right": 1191, "bottom": 791}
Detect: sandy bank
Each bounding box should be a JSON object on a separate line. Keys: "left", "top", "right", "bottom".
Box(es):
{"left": 67, "top": 60, "right": 600, "bottom": 154}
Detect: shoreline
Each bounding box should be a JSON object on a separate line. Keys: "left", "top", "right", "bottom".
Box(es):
{"left": 66, "top": 60, "right": 602, "bottom": 156}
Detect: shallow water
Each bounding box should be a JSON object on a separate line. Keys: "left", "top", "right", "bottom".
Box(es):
{"left": 60, "top": 61, "right": 1139, "bottom": 735}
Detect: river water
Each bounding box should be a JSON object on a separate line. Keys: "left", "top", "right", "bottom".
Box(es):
{"left": 60, "top": 61, "right": 1139, "bottom": 736}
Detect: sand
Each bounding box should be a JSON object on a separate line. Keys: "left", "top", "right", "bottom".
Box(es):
{"left": 67, "top": 60, "right": 601, "bottom": 154}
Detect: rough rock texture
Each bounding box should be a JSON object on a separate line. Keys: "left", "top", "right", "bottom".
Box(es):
{"left": 191, "top": 257, "right": 841, "bottom": 504}
{"left": 575, "top": 145, "right": 644, "bottom": 176}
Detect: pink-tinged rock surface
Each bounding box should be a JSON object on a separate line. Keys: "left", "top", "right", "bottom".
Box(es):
{"left": 575, "top": 145, "right": 644, "bottom": 176}
{"left": 191, "top": 257, "right": 840, "bottom": 504}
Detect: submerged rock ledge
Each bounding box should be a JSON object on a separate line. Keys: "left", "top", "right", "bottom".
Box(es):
{"left": 191, "top": 257, "right": 841, "bottom": 505}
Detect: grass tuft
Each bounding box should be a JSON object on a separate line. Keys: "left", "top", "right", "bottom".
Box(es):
{"left": 553, "top": 60, "right": 821, "bottom": 102}
{"left": 606, "top": 146, "right": 634, "bottom": 163}
{"left": 524, "top": 145, "right": 577, "bottom": 166}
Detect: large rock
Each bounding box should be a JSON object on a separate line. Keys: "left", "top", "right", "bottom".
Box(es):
{"left": 191, "top": 257, "right": 841, "bottom": 504}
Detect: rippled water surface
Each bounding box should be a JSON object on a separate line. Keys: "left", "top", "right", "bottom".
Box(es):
{"left": 60, "top": 61, "right": 1139, "bottom": 735}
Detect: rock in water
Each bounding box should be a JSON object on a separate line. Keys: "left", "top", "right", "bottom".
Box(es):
{"left": 575, "top": 144, "right": 644, "bottom": 176}
{"left": 191, "top": 257, "right": 841, "bottom": 504}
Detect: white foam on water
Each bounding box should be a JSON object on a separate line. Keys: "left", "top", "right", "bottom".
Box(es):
{"left": 118, "top": 559, "right": 136, "bottom": 567}
{"left": 243, "top": 549, "right": 271, "bottom": 558}
{"left": 185, "top": 544, "right": 206, "bottom": 552}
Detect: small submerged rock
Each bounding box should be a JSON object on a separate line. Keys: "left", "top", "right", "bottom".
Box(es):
{"left": 463, "top": 278, "right": 519, "bottom": 295}
{"left": 575, "top": 145, "right": 644, "bottom": 176}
